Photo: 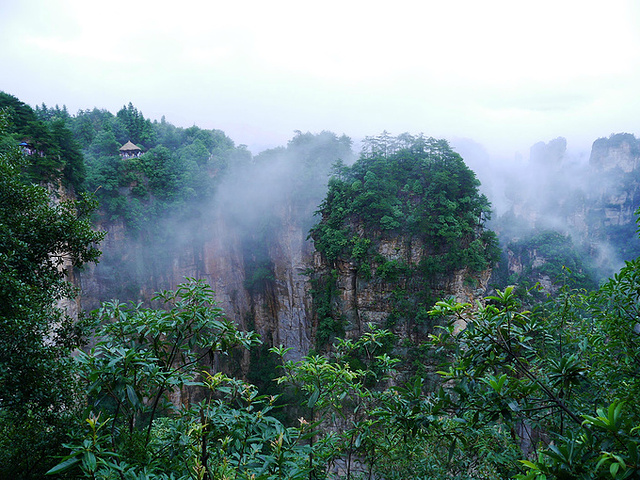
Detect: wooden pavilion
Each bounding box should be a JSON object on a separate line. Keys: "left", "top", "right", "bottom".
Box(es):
{"left": 119, "top": 141, "right": 142, "bottom": 158}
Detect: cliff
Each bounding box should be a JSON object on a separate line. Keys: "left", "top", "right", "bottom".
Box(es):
{"left": 79, "top": 198, "right": 314, "bottom": 361}
{"left": 312, "top": 232, "right": 492, "bottom": 344}
{"left": 493, "top": 134, "right": 640, "bottom": 288}
{"left": 590, "top": 133, "right": 640, "bottom": 173}
{"left": 308, "top": 134, "right": 499, "bottom": 367}
{"left": 79, "top": 131, "right": 352, "bottom": 362}
{"left": 78, "top": 131, "right": 640, "bottom": 368}
{"left": 79, "top": 134, "right": 498, "bottom": 368}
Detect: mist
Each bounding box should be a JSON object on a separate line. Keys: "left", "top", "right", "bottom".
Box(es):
{"left": 453, "top": 133, "right": 640, "bottom": 283}
{"left": 82, "top": 129, "right": 355, "bottom": 311}
{"left": 82, "top": 120, "right": 640, "bottom": 311}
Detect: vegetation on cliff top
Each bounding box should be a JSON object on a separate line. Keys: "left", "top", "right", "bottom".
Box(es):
{"left": 312, "top": 133, "right": 498, "bottom": 271}
{"left": 0, "top": 92, "right": 86, "bottom": 190}
{"left": 309, "top": 132, "right": 500, "bottom": 348}
{"left": 65, "top": 103, "right": 248, "bottom": 231}
{"left": 490, "top": 231, "right": 598, "bottom": 301}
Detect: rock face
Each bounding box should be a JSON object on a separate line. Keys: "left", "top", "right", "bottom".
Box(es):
{"left": 80, "top": 134, "right": 500, "bottom": 364}
{"left": 306, "top": 135, "right": 500, "bottom": 357}
{"left": 79, "top": 130, "right": 357, "bottom": 364}
{"left": 79, "top": 201, "right": 316, "bottom": 360}
{"left": 587, "top": 135, "right": 640, "bottom": 233}
{"left": 311, "top": 232, "right": 492, "bottom": 348}
{"left": 590, "top": 133, "right": 640, "bottom": 173}
{"left": 195, "top": 202, "right": 315, "bottom": 361}
{"left": 266, "top": 217, "right": 314, "bottom": 359}
{"left": 240, "top": 204, "right": 315, "bottom": 360}
{"left": 54, "top": 203, "right": 82, "bottom": 319}
{"left": 80, "top": 198, "right": 492, "bottom": 367}
{"left": 78, "top": 132, "right": 640, "bottom": 367}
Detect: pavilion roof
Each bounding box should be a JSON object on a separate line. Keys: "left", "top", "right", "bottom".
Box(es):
{"left": 119, "top": 140, "right": 141, "bottom": 151}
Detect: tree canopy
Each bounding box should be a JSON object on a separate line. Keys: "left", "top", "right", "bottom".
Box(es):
{"left": 312, "top": 133, "right": 498, "bottom": 271}
{"left": 0, "top": 91, "right": 86, "bottom": 191}
{"left": 3, "top": 92, "right": 640, "bottom": 479}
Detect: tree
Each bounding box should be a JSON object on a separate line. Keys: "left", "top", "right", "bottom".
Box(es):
{"left": 0, "top": 92, "right": 86, "bottom": 191}
{"left": 308, "top": 133, "right": 499, "bottom": 349}
{"left": 430, "top": 270, "right": 640, "bottom": 479}
{"left": 49, "top": 280, "right": 323, "bottom": 480}
{"left": 0, "top": 110, "right": 104, "bottom": 479}
{"left": 50, "top": 117, "right": 87, "bottom": 190}
{"left": 116, "top": 102, "right": 157, "bottom": 148}
{"left": 272, "top": 326, "right": 400, "bottom": 479}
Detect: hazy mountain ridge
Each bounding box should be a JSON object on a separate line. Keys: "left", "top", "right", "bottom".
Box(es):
{"left": 3, "top": 92, "right": 640, "bottom": 359}
{"left": 489, "top": 134, "right": 640, "bottom": 291}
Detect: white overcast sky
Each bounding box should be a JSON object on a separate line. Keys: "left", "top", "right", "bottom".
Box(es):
{"left": 2, "top": 0, "right": 640, "bottom": 157}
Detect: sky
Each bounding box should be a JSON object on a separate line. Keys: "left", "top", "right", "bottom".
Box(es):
{"left": 2, "top": 0, "right": 640, "bottom": 158}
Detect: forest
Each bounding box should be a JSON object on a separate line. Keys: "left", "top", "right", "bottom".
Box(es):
{"left": 1, "top": 90, "right": 640, "bottom": 480}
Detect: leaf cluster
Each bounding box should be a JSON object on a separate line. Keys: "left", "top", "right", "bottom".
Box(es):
{"left": 430, "top": 256, "right": 640, "bottom": 479}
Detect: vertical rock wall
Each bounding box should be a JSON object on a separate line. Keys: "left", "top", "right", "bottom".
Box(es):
{"left": 494, "top": 134, "right": 640, "bottom": 286}
{"left": 312, "top": 232, "right": 492, "bottom": 348}
{"left": 79, "top": 200, "right": 316, "bottom": 360}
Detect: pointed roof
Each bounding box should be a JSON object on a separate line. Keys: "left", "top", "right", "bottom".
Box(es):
{"left": 119, "top": 140, "right": 141, "bottom": 152}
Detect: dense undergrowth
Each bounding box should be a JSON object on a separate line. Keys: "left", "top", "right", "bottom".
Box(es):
{"left": 3, "top": 94, "right": 640, "bottom": 479}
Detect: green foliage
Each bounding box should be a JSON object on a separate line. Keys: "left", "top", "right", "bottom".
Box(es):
{"left": 242, "top": 225, "right": 276, "bottom": 295}
{"left": 80, "top": 279, "right": 260, "bottom": 438}
{"left": 10, "top": 92, "right": 640, "bottom": 479}
{"left": 310, "top": 270, "right": 345, "bottom": 349}
{"left": 376, "top": 259, "right": 407, "bottom": 281}
{"left": 192, "top": 373, "right": 315, "bottom": 480}
{"left": 274, "top": 324, "right": 524, "bottom": 479}
{"left": 76, "top": 107, "right": 251, "bottom": 304}
{"left": 309, "top": 133, "right": 498, "bottom": 353}
{"left": 245, "top": 338, "right": 300, "bottom": 425}
{"left": 350, "top": 235, "right": 370, "bottom": 261}
{"left": 45, "top": 240, "right": 640, "bottom": 479}
{"left": 0, "top": 92, "right": 86, "bottom": 190}
{"left": 52, "top": 280, "right": 287, "bottom": 479}
{"left": 273, "top": 325, "right": 401, "bottom": 478}
{"left": 311, "top": 134, "right": 496, "bottom": 267}
{"left": 587, "top": 252, "right": 640, "bottom": 412}
{"left": 54, "top": 373, "right": 317, "bottom": 480}
{"left": 430, "top": 252, "right": 640, "bottom": 479}
{"left": 244, "top": 263, "right": 276, "bottom": 293}
{"left": 0, "top": 110, "right": 104, "bottom": 479}
{"left": 50, "top": 117, "right": 87, "bottom": 190}
{"left": 116, "top": 103, "right": 157, "bottom": 148}
{"left": 503, "top": 231, "right": 597, "bottom": 293}
{"left": 71, "top": 101, "right": 245, "bottom": 235}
